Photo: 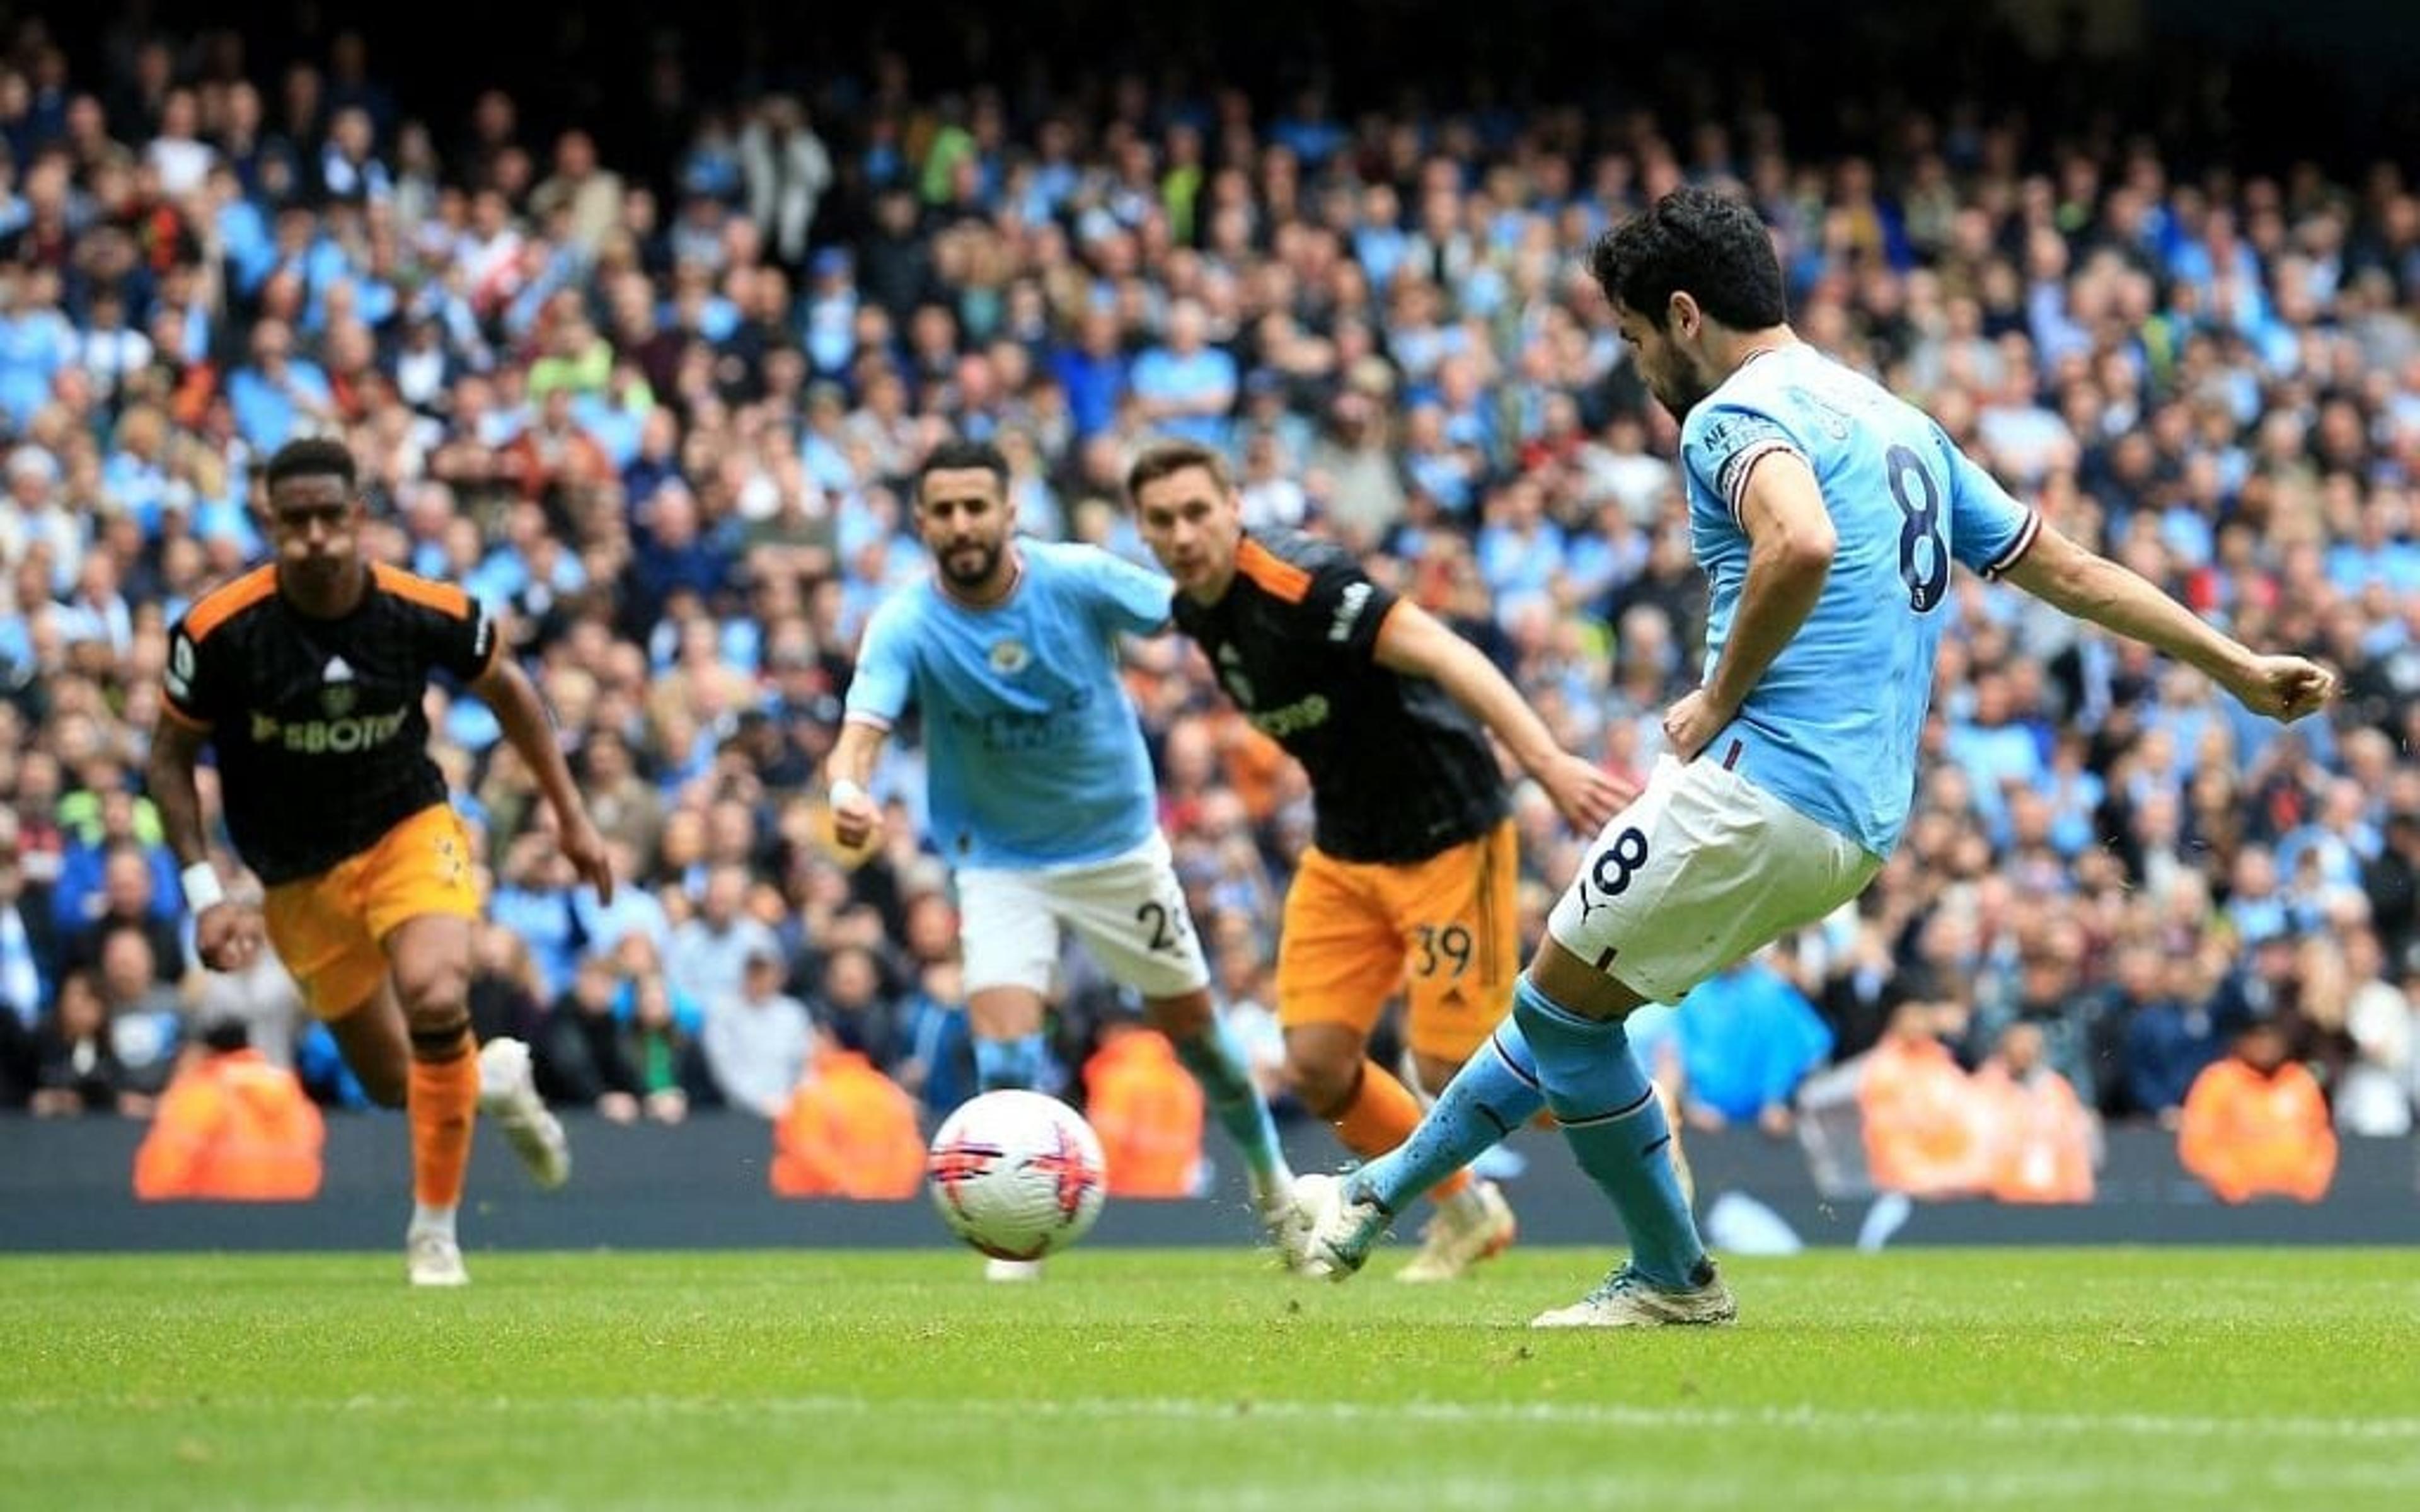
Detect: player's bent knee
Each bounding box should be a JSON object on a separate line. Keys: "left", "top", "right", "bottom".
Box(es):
{"left": 1526, "top": 937, "right": 1651, "bottom": 1022}
{"left": 395, "top": 961, "right": 472, "bottom": 1033}
{"left": 388, "top": 931, "right": 471, "bottom": 1013}
{"left": 966, "top": 987, "right": 1049, "bottom": 1041}
{"left": 384, "top": 915, "right": 475, "bottom": 1020}
{"left": 1284, "top": 1046, "right": 1362, "bottom": 1118}
{"left": 1143, "top": 991, "right": 1214, "bottom": 1041}
{"left": 397, "top": 970, "right": 470, "bottom": 1019}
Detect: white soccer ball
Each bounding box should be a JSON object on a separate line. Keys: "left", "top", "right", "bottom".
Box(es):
{"left": 926, "top": 1089, "right": 1108, "bottom": 1261}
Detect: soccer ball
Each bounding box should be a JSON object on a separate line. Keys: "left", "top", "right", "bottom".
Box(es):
{"left": 926, "top": 1090, "right": 1108, "bottom": 1261}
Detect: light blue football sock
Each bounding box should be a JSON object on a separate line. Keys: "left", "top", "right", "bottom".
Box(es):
{"left": 1349, "top": 1017, "right": 1545, "bottom": 1215}
{"left": 974, "top": 1033, "right": 1046, "bottom": 1093}
{"left": 1170, "top": 1020, "right": 1289, "bottom": 1189}
{"left": 1512, "top": 976, "right": 1708, "bottom": 1291}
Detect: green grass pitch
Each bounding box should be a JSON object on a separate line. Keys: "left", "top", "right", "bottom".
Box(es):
{"left": 6, "top": 1248, "right": 2419, "bottom": 1509}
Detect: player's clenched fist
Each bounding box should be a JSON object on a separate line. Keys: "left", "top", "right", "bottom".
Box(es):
{"left": 829, "top": 779, "right": 880, "bottom": 850}
{"left": 2227, "top": 655, "right": 2336, "bottom": 724}
{"left": 194, "top": 903, "right": 265, "bottom": 973}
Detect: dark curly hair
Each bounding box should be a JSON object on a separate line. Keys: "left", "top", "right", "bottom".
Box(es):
{"left": 914, "top": 437, "right": 1010, "bottom": 503}
{"left": 1588, "top": 186, "right": 1787, "bottom": 332}
{"left": 263, "top": 436, "right": 357, "bottom": 493}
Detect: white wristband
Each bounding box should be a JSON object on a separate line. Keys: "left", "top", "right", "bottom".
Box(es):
{"left": 829, "top": 779, "right": 869, "bottom": 810}
{"left": 181, "top": 862, "right": 226, "bottom": 914}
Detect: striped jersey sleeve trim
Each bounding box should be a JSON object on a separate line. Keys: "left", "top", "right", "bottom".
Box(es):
{"left": 1235, "top": 539, "right": 1313, "bottom": 604}
{"left": 182, "top": 564, "right": 277, "bottom": 643}
{"left": 371, "top": 563, "right": 475, "bottom": 619}
{"left": 1721, "top": 440, "right": 1806, "bottom": 524}
{"left": 1980, "top": 511, "right": 2044, "bottom": 580}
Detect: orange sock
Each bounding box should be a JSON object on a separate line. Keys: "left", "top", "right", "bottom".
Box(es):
{"left": 1330, "top": 1060, "right": 1472, "bottom": 1203}
{"left": 407, "top": 1032, "right": 479, "bottom": 1210}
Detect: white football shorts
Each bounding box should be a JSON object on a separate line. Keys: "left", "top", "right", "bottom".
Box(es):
{"left": 958, "top": 833, "right": 1211, "bottom": 1000}
{"left": 1547, "top": 753, "right": 1882, "bottom": 1005}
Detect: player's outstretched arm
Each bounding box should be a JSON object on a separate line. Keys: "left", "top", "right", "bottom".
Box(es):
{"left": 146, "top": 717, "right": 262, "bottom": 973}
{"left": 472, "top": 658, "right": 615, "bottom": 903}
{"left": 824, "top": 718, "right": 890, "bottom": 850}
{"left": 1999, "top": 523, "right": 2335, "bottom": 723}
{"left": 1373, "top": 600, "right": 1631, "bottom": 830}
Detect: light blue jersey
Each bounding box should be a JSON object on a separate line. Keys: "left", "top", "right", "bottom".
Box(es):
{"left": 1680, "top": 343, "right": 2039, "bottom": 857}
{"left": 846, "top": 540, "right": 1172, "bottom": 869}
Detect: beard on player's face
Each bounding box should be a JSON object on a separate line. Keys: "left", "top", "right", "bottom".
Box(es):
{"left": 938, "top": 535, "right": 1003, "bottom": 589}
{"left": 1650, "top": 362, "right": 1712, "bottom": 421}
{"left": 1638, "top": 333, "right": 1712, "bottom": 421}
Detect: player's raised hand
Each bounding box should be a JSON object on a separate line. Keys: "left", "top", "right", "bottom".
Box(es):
{"left": 2228, "top": 655, "right": 2337, "bottom": 723}
{"left": 1536, "top": 750, "right": 1635, "bottom": 833}
{"left": 194, "top": 903, "right": 265, "bottom": 974}
{"left": 558, "top": 813, "right": 616, "bottom": 906}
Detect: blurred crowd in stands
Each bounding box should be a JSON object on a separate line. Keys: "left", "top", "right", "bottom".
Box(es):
{"left": 1, "top": 14, "right": 2414, "bottom": 1207}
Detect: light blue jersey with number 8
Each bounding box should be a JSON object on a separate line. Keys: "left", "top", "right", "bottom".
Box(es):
{"left": 1677, "top": 343, "right": 2040, "bottom": 857}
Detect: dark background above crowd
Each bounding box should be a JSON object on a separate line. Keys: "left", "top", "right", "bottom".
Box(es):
{"left": 34, "top": 0, "right": 2418, "bottom": 204}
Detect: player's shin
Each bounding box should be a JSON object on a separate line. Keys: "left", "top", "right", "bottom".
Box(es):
{"left": 1168, "top": 1017, "right": 1290, "bottom": 1192}
{"left": 406, "top": 1017, "right": 479, "bottom": 1230}
{"left": 1352, "top": 1020, "right": 1544, "bottom": 1214}
{"left": 1328, "top": 1058, "right": 1473, "bottom": 1204}
{"left": 1511, "top": 977, "right": 1708, "bottom": 1291}
{"left": 973, "top": 1034, "right": 1047, "bottom": 1092}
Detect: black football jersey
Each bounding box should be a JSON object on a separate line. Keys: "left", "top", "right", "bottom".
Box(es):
{"left": 1171, "top": 529, "right": 1508, "bottom": 864}
{"left": 163, "top": 563, "right": 498, "bottom": 885}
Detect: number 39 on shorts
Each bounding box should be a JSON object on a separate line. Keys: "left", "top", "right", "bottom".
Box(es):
{"left": 1412, "top": 923, "right": 1473, "bottom": 978}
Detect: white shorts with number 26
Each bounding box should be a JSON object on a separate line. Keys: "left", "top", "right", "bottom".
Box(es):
{"left": 958, "top": 833, "right": 1211, "bottom": 1000}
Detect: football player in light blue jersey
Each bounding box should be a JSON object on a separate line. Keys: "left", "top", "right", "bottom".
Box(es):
{"left": 1675, "top": 334, "right": 2048, "bottom": 857}
{"left": 826, "top": 439, "right": 1294, "bottom": 1279}
{"left": 1284, "top": 186, "right": 2336, "bottom": 1325}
